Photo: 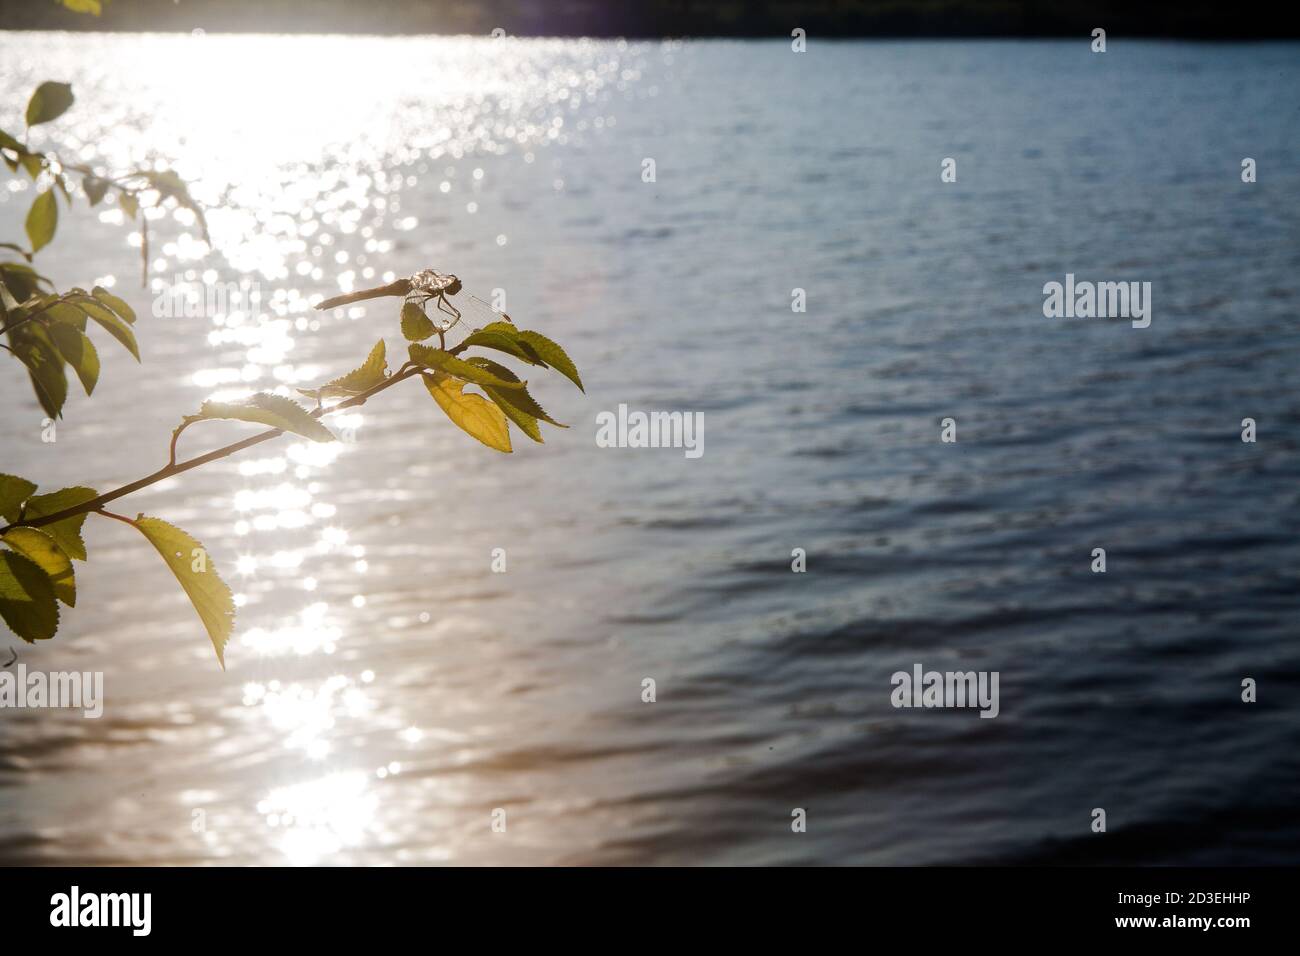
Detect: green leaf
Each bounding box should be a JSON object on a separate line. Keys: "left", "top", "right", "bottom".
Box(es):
{"left": 2, "top": 527, "right": 75, "bottom": 606}
{"left": 118, "top": 192, "right": 139, "bottom": 219}
{"left": 131, "top": 516, "right": 234, "bottom": 667}
{"left": 517, "top": 330, "right": 584, "bottom": 391}
{"left": 183, "top": 393, "right": 335, "bottom": 442}
{"left": 485, "top": 387, "right": 542, "bottom": 442}
{"left": 459, "top": 327, "right": 544, "bottom": 365}
{"left": 77, "top": 298, "right": 139, "bottom": 360}
{"left": 26, "top": 82, "right": 74, "bottom": 128}
{"left": 20, "top": 487, "right": 97, "bottom": 561}
{"left": 0, "top": 128, "right": 22, "bottom": 152}
{"left": 49, "top": 321, "right": 100, "bottom": 395}
{"left": 25, "top": 190, "right": 58, "bottom": 254}
{"left": 83, "top": 175, "right": 109, "bottom": 206}
{"left": 0, "top": 474, "right": 38, "bottom": 523}
{"left": 408, "top": 343, "right": 527, "bottom": 390}
{"left": 422, "top": 372, "right": 511, "bottom": 453}
{"left": 0, "top": 549, "right": 59, "bottom": 642}
{"left": 9, "top": 325, "right": 68, "bottom": 419}
{"left": 297, "top": 339, "right": 387, "bottom": 401}
{"left": 42, "top": 297, "right": 88, "bottom": 331}
{"left": 400, "top": 301, "right": 437, "bottom": 342}
{"left": 0, "top": 262, "right": 51, "bottom": 300}
{"left": 465, "top": 356, "right": 567, "bottom": 431}
{"left": 92, "top": 285, "right": 135, "bottom": 323}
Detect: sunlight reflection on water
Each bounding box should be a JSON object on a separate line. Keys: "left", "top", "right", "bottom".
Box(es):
{"left": 5, "top": 34, "right": 1297, "bottom": 866}
{"left": 2, "top": 31, "right": 646, "bottom": 864}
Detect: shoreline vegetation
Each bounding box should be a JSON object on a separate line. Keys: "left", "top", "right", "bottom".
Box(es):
{"left": 0, "top": 0, "right": 1290, "bottom": 40}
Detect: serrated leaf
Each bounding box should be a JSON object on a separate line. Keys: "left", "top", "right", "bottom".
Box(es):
{"left": 48, "top": 321, "right": 100, "bottom": 395}
{"left": 517, "top": 330, "right": 583, "bottom": 391}
{"left": 0, "top": 474, "right": 38, "bottom": 522}
{"left": 21, "top": 486, "right": 97, "bottom": 561}
{"left": 77, "top": 299, "right": 139, "bottom": 360}
{"left": 459, "top": 328, "right": 543, "bottom": 364}
{"left": 400, "top": 301, "right": 437, "bottom": 342}
{"left": 26, "top": 82, "right": 74, "bottom": 127}
{"left": 485, "top": 387, "right": 543, "bottom": 442}
{"left": 92, "top": 286, "right": 135, "bottom": 323}
{"left": 465, "top": 357, "right": 567, "bottom": 430}
{"left": 25, "top": 190, "right": 57, "bottom": 253}
{"left": 423, "top": 372, "right": 511, "bottom": 453}
{"left": 3, "top": 527, "right": 75, "bottom": 606}
{"left": 0, "top": 549, "right": 59, "bottom": 642}
{"left": 83, "top": 175, "right": 109, "bottom": 206}
{"left": 184, "top": 392, "right": 335, "bottom": 442}
{"left": 408, "top": 343, "right": 526, "bottom": 390}
{"left": 297, "top": 339, "right": 387, "bottom": 401}
{"left": 132, "top": 516, "right": 234, "bottom": 667}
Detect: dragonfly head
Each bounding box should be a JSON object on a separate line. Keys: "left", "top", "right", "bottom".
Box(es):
{"left": 444, "top": 275, "right": 463, "bottom": 296}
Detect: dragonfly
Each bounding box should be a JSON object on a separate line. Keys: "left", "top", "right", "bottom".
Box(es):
{"left": 315, "top": 269, "right": 510, "bottom": 334}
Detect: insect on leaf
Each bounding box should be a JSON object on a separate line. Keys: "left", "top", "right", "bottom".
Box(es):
{"left": 132, "top": 516, "right": 234, "bottom": 667}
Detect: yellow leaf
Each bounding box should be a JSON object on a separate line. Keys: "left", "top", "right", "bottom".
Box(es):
{"left": 132, "top": 516, "right": 235, "bottom": 668}
{"left": 423, "top": 372, "right": 511, "bottom": 453}
{"left": 2, "top": 527, "right": 75, "bottom": 606}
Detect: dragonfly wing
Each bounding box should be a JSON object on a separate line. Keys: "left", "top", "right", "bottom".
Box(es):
{"left": 451, "top": 291, "right": 513, "bottom": 328}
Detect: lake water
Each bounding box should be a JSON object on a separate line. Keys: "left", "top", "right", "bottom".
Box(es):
{"left": 1, "top": 34, "right": 1298, "bottom": 865}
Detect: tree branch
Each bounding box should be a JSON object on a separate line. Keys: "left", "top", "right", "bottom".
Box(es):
{"left": 1, "top": 361, "right": 432, "bottom": 536}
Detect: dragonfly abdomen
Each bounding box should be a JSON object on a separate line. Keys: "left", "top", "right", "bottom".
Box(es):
{"left": 316, "top": 279, "right": 411, "bottom": 311}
